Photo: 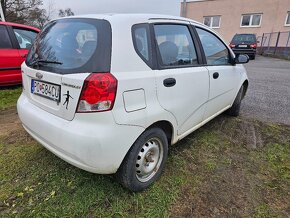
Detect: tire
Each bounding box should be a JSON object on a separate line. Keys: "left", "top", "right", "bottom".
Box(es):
{"left": 116, "top": 128, "right": 168, "bottom": 192}
{"left": 226, "top": 85, "right": 244, "bottom": 117}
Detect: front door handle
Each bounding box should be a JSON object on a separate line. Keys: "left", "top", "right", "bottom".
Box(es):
{"left": 163, "top": 78, "right": 176, "bottom": 87}
{"left": 213, "top": 72, "right": 219, "bottom": 79}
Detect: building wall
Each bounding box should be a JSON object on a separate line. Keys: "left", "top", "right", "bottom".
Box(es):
{"left": 184, "top": 0, "right": 290, "bottom": 43}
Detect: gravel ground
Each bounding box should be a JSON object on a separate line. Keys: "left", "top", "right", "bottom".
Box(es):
{"left": 240, "top": 55, "right": 290, "bottom": 125}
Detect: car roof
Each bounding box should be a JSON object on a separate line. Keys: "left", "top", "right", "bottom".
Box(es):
{"left": 53, "top": 13, "right": 202, "bottom": 25}
{"left": 0, "top": 21, "right": 40, "bottom": 32}
{"left": 51, "top": 13, "right": 221, "bottom": 37}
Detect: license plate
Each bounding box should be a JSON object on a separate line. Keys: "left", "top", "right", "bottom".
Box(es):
{"left": 238, "top": 45, "right": 247, "bottom": 48}
{"left": 31, "top": 79, "right": 61, "bottom": 102}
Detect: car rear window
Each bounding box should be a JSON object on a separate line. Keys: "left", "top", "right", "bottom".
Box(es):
{"left": 231, "top": 34, "right": 256, "bottom": 44}
{"left": 26, "top": 18, "right": 112, "bottom": 74}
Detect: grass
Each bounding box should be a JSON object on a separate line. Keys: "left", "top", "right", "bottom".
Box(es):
{"left": 0, "top": 88, "right": 289, "bottom": 217}
{"left": 0, "top": 86, "right": 22, "bottom": 110}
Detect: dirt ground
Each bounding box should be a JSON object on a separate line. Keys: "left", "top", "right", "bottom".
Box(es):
{"left": 0, "top": 108, "right": 21, "bottom": 137}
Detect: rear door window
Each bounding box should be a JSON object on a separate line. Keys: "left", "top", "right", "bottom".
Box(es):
{"left": 0, "top": 25, "right": 13, "bottom": 49}
{"left": 153, "top": 24, "right": 198, "bottom": 67}
{"left": 13, "top": 28, "right": 38, "bottom": 49}
{"left": 132, "top": 24, "right": 152, "bottom": 67}
{"left": 26, "top": 18, "right": 112, "bottom": 74}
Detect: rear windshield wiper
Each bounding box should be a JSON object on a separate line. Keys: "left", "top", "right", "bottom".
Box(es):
{"left": 30, "top": 59, "right": 63, "bottom": 67}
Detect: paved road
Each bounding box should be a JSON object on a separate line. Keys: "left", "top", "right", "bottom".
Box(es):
{"left": 240, "top": 55, "right": 290, "bottom": 125}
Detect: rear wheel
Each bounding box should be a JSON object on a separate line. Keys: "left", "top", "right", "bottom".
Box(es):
{"left": 116, "top": 128, "right": 168, "bottom": 192}
{"left": 250, "top": 54, "right": 255, "bottom": 60}
{"left": 226, "top": 85, "right": 244, "bottom": 117}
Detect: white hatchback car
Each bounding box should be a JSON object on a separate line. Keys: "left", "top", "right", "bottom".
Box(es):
{"left": 17, "top": 14, "right": 249, "bottom": 192}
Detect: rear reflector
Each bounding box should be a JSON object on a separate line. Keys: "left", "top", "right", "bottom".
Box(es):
{"left": 229, "top": 44, "right": 235, "bottom": 48}
{"left": 77, "top": 73, "right": 117, "bottom": 113}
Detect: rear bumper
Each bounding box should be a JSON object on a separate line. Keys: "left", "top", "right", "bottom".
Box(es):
{"left": 232, "top": 48, "right": 256, "bottom": 55}
{"left": 17, "top": 93, "right": 144, "bottom": 174}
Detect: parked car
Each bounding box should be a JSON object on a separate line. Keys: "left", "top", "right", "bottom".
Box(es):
{"left": 17, "top": 14, "right": 249, "bottom": 192}
{"left": 229, "top": 33, "right": 257, "bottom": 60}
{"left": 0, "top": 22, "right": 39, "bottom": 86}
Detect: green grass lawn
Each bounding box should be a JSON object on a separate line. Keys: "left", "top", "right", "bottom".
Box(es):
{"left": 0, "top": 90, "right": 289, "bottom": 217}
{"left": 0, "top": 86, "right": 22, "bottom": 110}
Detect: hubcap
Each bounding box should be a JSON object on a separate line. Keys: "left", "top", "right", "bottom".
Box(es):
{"left": 135, "top": 137, "right": 163, "bottom": 182}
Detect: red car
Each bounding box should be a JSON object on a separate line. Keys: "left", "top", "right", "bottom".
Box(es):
{"left": 0, "top": 22, "right": 40, "bottom": 86}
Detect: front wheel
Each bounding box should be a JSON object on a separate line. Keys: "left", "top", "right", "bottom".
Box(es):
{"left": 226, "top": 85, "right": 244, "bottom": 117}
{"left": 116, "top": 128, "right": 168, "bottom": 192}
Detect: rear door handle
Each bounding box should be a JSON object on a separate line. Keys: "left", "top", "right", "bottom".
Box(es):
{"left": 213, "top": 72, "right": 219, "bottom": 79}
{"left": 163, "top": 78, "right": 176, "bottom": 87}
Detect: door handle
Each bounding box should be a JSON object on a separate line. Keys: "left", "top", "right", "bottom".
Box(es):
{"left": 213, "top": 72, "right": 219, "bottom": 79}
{"left": 163, "top": 78, "right": 176, "bottom": 87}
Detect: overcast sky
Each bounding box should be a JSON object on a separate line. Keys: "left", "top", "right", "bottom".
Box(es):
{"left": 43, "top": 0, "right": 186, "bottom": 18}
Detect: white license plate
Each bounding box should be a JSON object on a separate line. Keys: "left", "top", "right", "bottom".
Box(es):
{"left": 31, "top": 79, "right": 61, "bottom": 102}
{"left": 238, "top": 45, "right": 247, "bottom": 48}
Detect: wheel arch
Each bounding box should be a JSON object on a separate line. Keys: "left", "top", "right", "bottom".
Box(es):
{"left": 146, "top": 120, "right": 174, "bottom": 146}
{"left": 242, "top": 79, "right": 249, "bottom": 99}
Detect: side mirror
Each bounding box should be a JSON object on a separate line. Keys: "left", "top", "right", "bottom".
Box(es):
{"left": 235, "top": 54, "right": 249, "bottom": 64}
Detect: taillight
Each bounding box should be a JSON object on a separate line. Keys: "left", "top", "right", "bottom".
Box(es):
{"left": 229, "top": 44, "right": 235, "bottom": 48}
{"left": 77, "top": 73, "right": 117, "bottom": 113}
{"left": 250, "top": 44, "right": 257, "bottom": 49}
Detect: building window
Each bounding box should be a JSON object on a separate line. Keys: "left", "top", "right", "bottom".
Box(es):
{"left": 203, "top": 16, "right": 221, "bottom": 28}
{"left": 241, "top": 14, "right": 262, "bottom": 27}
{"left": 286, "top": 12, "right": 290, "bottom": 26}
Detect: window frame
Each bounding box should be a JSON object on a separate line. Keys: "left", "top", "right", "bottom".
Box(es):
{"left": 132, "top": 23, "right": 154, "bottom": 69}
{"left": 192, "top": 26, "right": 235, "bottom": 66}
{"left": 240, "top": 14, "right": 262, "bottom": 28}
{"left": 203, "top": 16, "right": 221, "bottom": 29}
{"left": 285, "top": 12, "right": 290, "bottom": 26}
{"left": 151, "top": 22, "right": 203, "bottom": 70}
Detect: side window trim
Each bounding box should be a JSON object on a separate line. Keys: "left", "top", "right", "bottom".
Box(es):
{"left": 193, "top": 26, "right": 234, "bottom": 66}
{"left": 188, "top": 25, "right": 206, "bottom": 65}
{"left": 132, "top": 23, "right": 154, "bottom": 69}
{"left": 152, "top": 22, "right": 202, "bottom": 70}
{"left": 6, "top": 26, "right": 21, "bottom": 49}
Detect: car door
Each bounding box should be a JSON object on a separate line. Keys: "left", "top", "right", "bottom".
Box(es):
{"left": 153, "top": 22, "right": 210, "bottom": 136}
{"left": 0, "top": 24, "right": 23, "bottom": 86}
{"left": 195, "top": 26, "right": 240, "bottom": 119}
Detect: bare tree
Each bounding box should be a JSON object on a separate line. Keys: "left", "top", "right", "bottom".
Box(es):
{"left": 58, "top": 8, "right": 74, "bottom": 17}
{"left": 1, "top": 0, "right": 43, "bottom": 23}
{"left": 45, "top": 0, "right": 55, "bottom": 21}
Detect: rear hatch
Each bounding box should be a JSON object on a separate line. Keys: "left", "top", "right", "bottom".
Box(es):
{"left": 22, "top": 18, "right": 112, "bottom": 121}
{"left": 230, "top": 34, "right": 256, "bottom": 49}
